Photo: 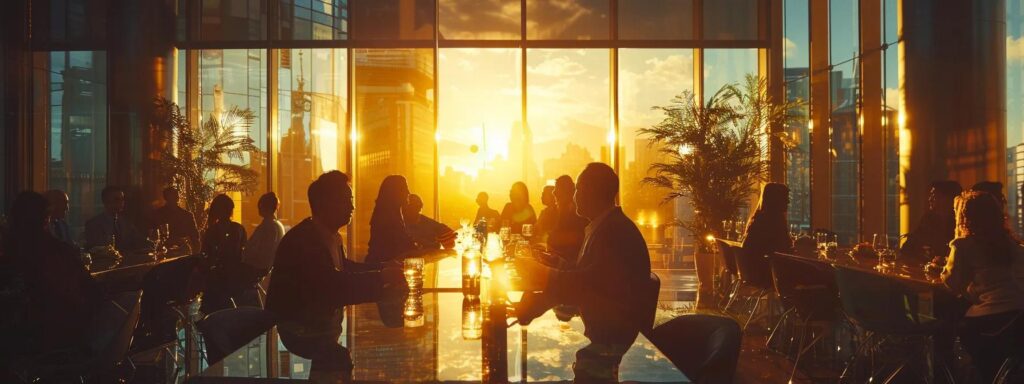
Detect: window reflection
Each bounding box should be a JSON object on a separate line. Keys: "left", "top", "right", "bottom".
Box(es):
{"left": 438, "top": 49, "right": 521, "bottom": 226}
{"left": 619, "top": 49, "right": 694, "bottom": 251}
{"left": 35, "top": 51, "right": 108, "bottom": 236}
{"left": 526, "top": 0, "right": 610, "bottom": 40}
{"left": 350, "top": 0, "right": 435, "bottom": 40}
{"left": 527, "top": 49, "right": 610, "bottom": 187}
{"left": 830, "top": 0, "right": 859, "bottom": 244}
{"left": 278, "top": 0, "right": 348, "bottom": 40}
{"left": 618, "top": 0, "right": 693, "bottom": 40}
{"left": 275, "top": 49, "right": 348, "bottom": 229}
{"left": 703, "top": 0, "right": 764, "bottom": 41}
{"left": 198, "top": 0, "right": 269, "bottom": 41}
{"left": 439, "top": 0, "right": 520, "bottom": 40}
{"left": 354, "top": 48, "right": 435, "bottom": 257}
{"left": 198, "top": 49, "right": 268, "bottom": 231}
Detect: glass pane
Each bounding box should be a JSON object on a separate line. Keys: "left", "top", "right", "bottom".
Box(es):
{"left": 37, "top": 51, "right": 108, "bottom": 237}
{"left": 703, "top": 0, "right": 764, "bottom": 40}
{"left": 278, "top": 0, "right": 348, "bottom": 40}
{"left": 526, "top": 0, "right": 610, "bottom": 40}
{"left": 353, "top": 48, "right": 436, "bottom": 258}
{"left": 784, "top": 0, "right": 810, "bottom": 234}
{"left": 438, "top": 48, "right": 521, "bottom": 226}
{"left": 350, "top": 0, "right": 436, "bottom": 40}
{"left": 618, "top": 0, "right": 693, "bottom": 40}
{"left": 197, "top": 49, "right": 269, "bottom": 232}
{"left": 619, "top": 49, "right": 694, "bottom": 255}
{"left": 32, "top": 0, "right": 108, "bottom": 46}
{"left": 883, "top": 0, "right": 900, "bottom": 239}
{"left": 198, "top": 0, "right": 269, "bottom": 41}
{"left": 275, "top": 48, "right": 348, "bottom": 229}
{"left": 527, "top": 49, "right": 610, "bottom": 186}
{"left": 439, "top": 0, "right": 520, "bottom": 40}
{"left": 1008, "top": 0, "right": 1024, "bottom": 237}
{"left": 703, "top": 49, "right": 758, "bottom": 222}
{"left": 830, "top": 0, "right": 859, "bottom": 244}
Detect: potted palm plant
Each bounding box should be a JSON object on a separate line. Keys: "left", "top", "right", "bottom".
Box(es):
{"left": 152, "top": 97, "right": 263, "bottom": 235}
{"left": 640, "top": 74, "right": 800, "bottom": 306}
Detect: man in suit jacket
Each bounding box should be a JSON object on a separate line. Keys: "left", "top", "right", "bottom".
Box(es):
{"left": 45, "top": 189, "right": 75, "bottom": 247}
{"left": 516, "top": 162, "right": 654, "bottom": 382}
{"left": 266, "top": 171, "right": 406, "bottom": 384}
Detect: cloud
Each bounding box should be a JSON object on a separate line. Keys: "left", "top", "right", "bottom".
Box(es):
{"left": 1009, "top": 36, "right": 1024, "bottom": 63}
{"left": 784, "top": 37, "right": 798, "bottom": 58}
{"left": 527, "top": 56, "right": 587, "bottom": 77}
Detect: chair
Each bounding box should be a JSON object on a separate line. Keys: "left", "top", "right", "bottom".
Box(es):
{"left": 643, "top": 314, "right": 742, "bottom": 384}
{"left": 714, "top": 239, "right": 741, "bottom": 311}
{"left": 14, "top": 291, "right": 143, "bottom": 382}
{"left": 130, "top": 254, "right": 204, "bottom": 355}
{"left": 768, "top": 252, "right": 842, "bottom": 382}
{"left": 196, "top": 307, "right": 276, "bottom": 366}
{"left": 834, "top": 266, "right": 945, "bottom": 383}
{"left": 732, "top": 244, "right": 776, "bottom": 330}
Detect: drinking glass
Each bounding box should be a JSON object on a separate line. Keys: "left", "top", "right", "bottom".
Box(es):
{"left": 499, "top": 226, "right": 511, "bottom": 244}
{"left": 873, "top": 233, "right": 891, "bottom": 270}
{"left": 815, "top": 233, "right": 828, "bottom": 257}
{"left": 734, "top": 220, "right": 746, "bottom": 241}
{"left": 521, "top": 224, "right": 533, "bottom": 240}
{"left": 827, "top": 234, "right": 839, "bottom": 255}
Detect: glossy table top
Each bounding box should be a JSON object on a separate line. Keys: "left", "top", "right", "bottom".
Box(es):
{"left": 204, "top": 255, "right": 695, "bottom": 382}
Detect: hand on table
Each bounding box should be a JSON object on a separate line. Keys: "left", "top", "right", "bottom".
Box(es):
{"left": 514, "top": 256, "right": 552, "bottom": 291}
{"left": 514, "top": 292, "right": 553, "bottom": 326}
{"left": 380, "top": 266, "right": 409, "bottom": 298}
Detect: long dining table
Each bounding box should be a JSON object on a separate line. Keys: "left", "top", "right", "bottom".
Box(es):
{"left": 197, "top": 252, "right": 693, "bottom": 383}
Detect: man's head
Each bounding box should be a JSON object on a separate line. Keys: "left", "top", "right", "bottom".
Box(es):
{"left": 971, "top": 181, "right": 1006, "bottom": 206}
{"left": 404, "top": 194, "right": 425, "bottom": 219}
{"left": 476, "top": 192, "right": 489, "bottom": 208}
{"left": 574, "top": 163, "right": 618, "bottom": 220}
{"left": 162, "top": 187, "right": 180, "bottom": 206}
{"left": 928, "top": 180, "right": 962, "bottom": 214}
{"left": 308, "top": 171, "right": 354, "bottom": 230}
{"left": 541, "top": 185, "right": 555, "bottom": 207}
{"left": 101, "top": 186, "right": 126, "bottom": 215}
{"left": 258, "top": 192, "right": 279, "bottom": 219}
{"left": 44, "top": 189, "right": 69, "bottom": 220}
{"left": 553, "top": 175, "right": 575, "bottom": 209}
{"left": 10, "top": 191, "right": 49, "bottom": 233}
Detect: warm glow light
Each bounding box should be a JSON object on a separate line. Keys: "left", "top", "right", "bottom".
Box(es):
{"left": 637, "top": 211, "right": 647, "bottom": 227}
{"left": 350, "top": 131, "right": 359, "bottom": 143}
{"left": 606, "top": 130, "right": 616, "bottom": 145}
{"left": 808, "top": 120, "right": 814, "bottom": 134}
{"left": 705, "top": 234, "right": 715, "bottom": 242}
{"left": 678, "top": 144, "right": 694, "bottom": 157}
{"left": 897, "top": 111, "right": 906, "bottom": 128}
{"left": 650, "top": 211, "right": 659, "bottom": 228}
{"left": 434, "top": 131, "right": 441, "bottom": 143}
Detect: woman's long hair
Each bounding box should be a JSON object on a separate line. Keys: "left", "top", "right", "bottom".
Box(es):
{"left": 206, "top": 194, "right": 234, "bottom": 229}
{"left": 955, "top": 191, "right": 1017, "bottom": 265}
{"left": 509, "top": 182, "right": 530, "bottom": 208}
{"left": 371, "top": 175, "right": 409, "bottom": 226}
{"left": 745, "top": 183, "right": 789, "bottom": 235}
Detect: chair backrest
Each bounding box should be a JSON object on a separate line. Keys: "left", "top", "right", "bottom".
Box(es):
{"left": 141, "top": 254, "right": 203, "bottom": 308}
{"left": 87, "top": 291, "right": 143, "bottom": 370}
{"left": 834, "top": 266, "right": 921, "bottom": 333}
{"left": 734, "top": 245, "right": 773, "bottom": 291}
{"left": 197, "top": 307, "right": 276, "bottom": 366}
{"left": 644, "top": 314, "right": 742, "bottom": 384}
{"left": 769, "top": 253, "right": 840, "bottom": 321}
{"left": 715, "top": 239, "right": 739, "bottom": 276}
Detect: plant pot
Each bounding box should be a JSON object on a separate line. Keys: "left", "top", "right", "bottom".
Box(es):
{"left": 693, "top": 247, "right": 718, "bottom": 309}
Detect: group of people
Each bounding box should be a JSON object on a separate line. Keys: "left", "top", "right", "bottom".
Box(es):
{"left": 739, "top": 180, "right": 1024, "bottom": 382}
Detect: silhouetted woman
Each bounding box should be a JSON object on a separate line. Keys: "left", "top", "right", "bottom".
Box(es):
{"left": 741, "top": 183, "right": 793, "bottom": 258}
{"left": 942, "top": 191, "right": 1024, "bottom": 382}
{"left": 500, "top": 182, "right": 537, "bottom": 235}
{"left": 535, "top": 185, "right": 557, "bottom": 243}
{"left": 366, "top": 175, "right": 419, "bottom": 265}
{"left": 201, "top": 194, "right": 249, "bottom": 313}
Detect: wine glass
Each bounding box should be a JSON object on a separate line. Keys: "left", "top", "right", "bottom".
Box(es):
{"left": 522, "top": 224, "right": 533, "bottom": 241}
{"left": 872, "top": 233, "right": 891, "bottom": 271}
{"left": 734, "top": 220, "right": 746, "bottom": 241}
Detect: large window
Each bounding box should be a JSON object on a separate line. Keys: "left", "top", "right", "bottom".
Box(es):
{"left": 438, "top": 48, "right": 521, "bottom": 226}
{"left": 618, "top": 0, "right": 694, "bottom": 40}
{"left": 439, "top": 0, "right": 520, "bottom": 40}
{"left": 783, "top": 0, "right": 811, "bottom": 233}
{"left": 35, "top": 51, "right": 108, "bottom": 238}
{"left": 526, "top": 0, "right": 610, "bottom": 40}
{"left": 1008, "top": 0, "right": 1024, "bottom": 236}
{"left": 829, "top": 0, "right": 860, "bottom": 244}
{"left": 619, "top": 49, "right": 694, "bottom": 250}
{"left": 197, "top": 49, "right": 269, "bottom": 231}
{"left": 275, "top": 48, "right": 348, "bottom": 229}
{"left": 278, "top": 0, "right": 349, "bottom": 40}
{"left": 883, "top": 0, "right": 901, "bottom": 239}
{"left": 350, "top": 0, "right": 436, "bottom": 40}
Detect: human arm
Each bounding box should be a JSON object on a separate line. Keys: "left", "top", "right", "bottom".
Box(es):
{"left": 940, "top": 239, "right": 970, "bottom": 296}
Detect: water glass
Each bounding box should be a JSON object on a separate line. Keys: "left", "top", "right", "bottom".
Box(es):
{"left": 499, "top": 226, "right": 511, "bottom": 243}
{"left": 404, "top": 257, "right": 425, "bottom": 292}
{"left": 521, "top": 224, "right": 533, "bottom": 240}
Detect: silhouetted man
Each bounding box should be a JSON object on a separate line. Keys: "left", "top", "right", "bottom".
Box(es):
{"left": 403, "top": 194, "right": 454, "bottom": 250}
{"left": 266, "top": 171, "right": 406, "bottom": 383}
{"left": 900, "top": 180, "right": 962, "bottom": 262}
{"left": 151, "top": 187, "right": 200, "bottom": 250}
{"left": 44, "top": 189, "right": 75, "bottom": 247}
{"left": 516, "top": 163, "right": 653, "bottom": 382}
{"left": 84, "top": 186, "right": 146, "bottom": 254}
{"left": 473, "top": 192, "right": 501, "bottom": 232}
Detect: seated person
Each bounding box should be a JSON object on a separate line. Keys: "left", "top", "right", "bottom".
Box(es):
{"left": 500, "top": 182, "right": 538, "bottom": 234}
{"left": 515, "top": 163, "right": 654, "bottom": 382}
{"left": 473, "top": 192, "right": 501, "bottom": 232}
{"left": 900, "top": 180, "right": 961, "bottom": 263}
{"left": 402, "top": 193, "right": 454, "bottom": 250}
{"left": 741, "top": 183, "right": 793, "bottom": 258}
{"left": 942, "top": 191, "right": 1024, "bottom": 383}
{"left": 150, "top": 187, "right": 200, "bottom": 250}
{"left": 535, "top": 185, "right": 558, "bottom": 243}
{"left": 243, "top": 192, "right": 286, "bottom": 278}
{"left": 4, "top": 191, "right": 105, "bottom": 355}
{"left": 201, "top": 194, "right": 251, "bottom": 313}
{"left": 44, "top": 189, "right": 75, "bottom": 247}
{"left": 267, "top": 171, "right": 406, "bottom": 383}
{"left": 544, "top": 175, "right": 589, "bottom": 267}
{"left": 84, "top": 186, "right": 148, "bottom": 256}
